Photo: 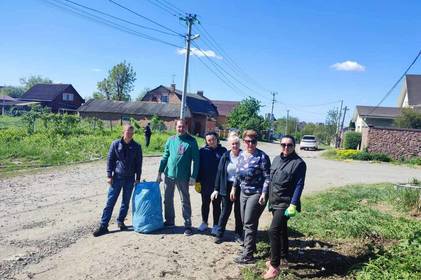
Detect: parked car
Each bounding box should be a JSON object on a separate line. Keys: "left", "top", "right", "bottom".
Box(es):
{"left": 300, "top": 135, "right": 318, "bottom": 150}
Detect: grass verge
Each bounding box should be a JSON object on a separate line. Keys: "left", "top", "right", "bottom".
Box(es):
{"left": 243, "top": 183, "right": 421, "bottom": 279}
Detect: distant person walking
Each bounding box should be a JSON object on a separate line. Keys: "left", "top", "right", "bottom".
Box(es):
{"left": 156, "top": 119, "right": 199, "bottom": 236}
{"left": 212, "top": 132, "right": 243, "bottom": 244}
{"left": 93, "top": 124, "right": 143, "bottom": 237}
{"left": 197, "top": 131, "right": 227, "bottom": 234}
{"left": 232, "top": 130, "right": 271, "bottom": 264}
{"left": 262, "top": 135, "right": 306, "bottom": 279}
{"left": 144, "top": 122, "right": 152, "bottom": 147}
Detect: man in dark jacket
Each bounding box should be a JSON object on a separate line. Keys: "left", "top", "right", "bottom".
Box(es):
{"left": 93, "top": 124, "right": 143, "bottom": 237}
{"left": 197, "top": 132, "right": 227, "bottom": 234}
{"left": 144, "top": 123, "right": 152, "bottom": 147}
{"left": 263, "top": 135, "right": 306, "bottom": 279}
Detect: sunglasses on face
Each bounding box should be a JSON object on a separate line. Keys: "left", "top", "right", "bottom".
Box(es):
{"left": 244, "top": 139, "right": 257, "bottom": 144}
{"left": 281, "top": 143, "right": 294, "bottom": 148}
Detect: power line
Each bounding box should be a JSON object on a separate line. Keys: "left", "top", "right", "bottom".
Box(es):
{"left": 196, "top": 22, "right": 273, "bottom": 94}
{"left": 44, "top": 0, "right": 183, "bottom": 48}
{"left": 192, "top": 42, "right": 271, "bottom": 101}
{"left": 108, "top": 0, "right": 184, "bottom": 37}
{"left": 157, "top": 0, "right": 186, "bottom": 15}
{"left": 59, "top": 0, "right": 181, "bottom": 37}
{"left": 146, "top": 0, "right": 180, "bottom": 17}
{"left": 368, "top": 49, "right": 421, "bottom": 115}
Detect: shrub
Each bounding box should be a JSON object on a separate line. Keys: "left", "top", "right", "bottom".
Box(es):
{"left": 336, "top": 149, "right": 361, "bottom": 159}
{"left": 343, "top": 131, "right": 362, "bottom": 149}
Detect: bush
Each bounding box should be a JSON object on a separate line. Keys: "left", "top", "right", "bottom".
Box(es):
{"left": 343, "top": 131, "right": 362, "bottom": 149}
{"left": 336, "top": 149, "right": 361, "bottom": 159}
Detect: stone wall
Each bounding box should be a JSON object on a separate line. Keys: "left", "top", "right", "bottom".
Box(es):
{"left": 362, "top": 126, "right": 421, "bottom": 159}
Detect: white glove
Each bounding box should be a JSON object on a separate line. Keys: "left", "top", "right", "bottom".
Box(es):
{"left": 258, "top": 193, "right": 266, "bottom": 205}
{"left": 189, "top": 177, "right": 196, "bottom": 186}
{"left": 210, "top": 191, "right": 219, "bottom": 201}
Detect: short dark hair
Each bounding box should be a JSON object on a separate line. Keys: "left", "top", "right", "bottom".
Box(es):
{"left": 205, "top": 131, "right": 219, "bottom": 139}
{"left": 281, "top": 135, "right": 296, "bottom": 146}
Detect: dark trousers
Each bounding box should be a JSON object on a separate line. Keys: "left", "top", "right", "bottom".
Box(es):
{"left": 240, "top": 191, "right": 266, "bottom": 258}
{"left": 268, "top": 209, "right": 289, "bottom": 267}
{"left": 145, "top": 135, "right": 151, "bottom": 147}
{"left": 100, "top": 177, "right": 134, "bottom": 227}
{"left": 201, "top": 191, "right": 221, "bottom": 226}
{"left": 215, "top": 185, "right": 243, "bottom": 238}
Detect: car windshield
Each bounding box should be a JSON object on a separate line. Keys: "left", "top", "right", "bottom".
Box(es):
{"left": 302, "top": 136, "right": 316, "bottom": 140}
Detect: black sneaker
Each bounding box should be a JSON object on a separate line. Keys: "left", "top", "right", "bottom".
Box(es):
{"left": 233, "top": 255, "right": 255, "bottom": 264}
{"left": 164, "top": 221, "right": 175, "bottom": 228}
{"left": 93, "top": 226, "right": 109, "bottom": 237}
{"left": 118, "top": 222, "right": 128, "bottom": 231}
{"left": 184, "top": 227, "right": 193, "bottom": 236}
{"left": 214, "top": 236, "right": 223, "bottom": 244}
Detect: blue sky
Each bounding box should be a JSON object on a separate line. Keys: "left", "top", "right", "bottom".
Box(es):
{"left": 1, "top": 0, "right": 421, "bottom": 123}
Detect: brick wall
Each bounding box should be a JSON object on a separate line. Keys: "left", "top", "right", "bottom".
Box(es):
{"left": 362, "top": 126, "right": 421, "bottom": 159}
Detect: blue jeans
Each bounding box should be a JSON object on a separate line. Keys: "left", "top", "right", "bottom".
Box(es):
{"left": 100, "top": 177, "right": 135, "bottom": 227}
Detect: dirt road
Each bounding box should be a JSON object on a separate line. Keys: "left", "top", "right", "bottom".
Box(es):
{"left": 0, "top": 142, "right": 419, "bottom": 279}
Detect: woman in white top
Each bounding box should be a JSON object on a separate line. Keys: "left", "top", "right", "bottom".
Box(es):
{"left": 211, "top": 132, "right": 243, "bottom": 244}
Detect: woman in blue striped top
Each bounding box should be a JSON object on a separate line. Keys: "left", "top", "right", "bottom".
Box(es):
{"left": 231, "top": 129, "right": 271, "bottom": 264}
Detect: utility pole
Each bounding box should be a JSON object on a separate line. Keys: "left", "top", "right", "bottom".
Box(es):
{"left": 268, "top": 92, "right": 277, "bottom": 141}
{"left": 335, "top": 100, "right": 343, "bottom": 148}
{"left": 179, "top": 14, "right": 199, "bottom": 120}
{"left": 339, "top": 106, "right": 349, "bottom": 147}
{"left": 285, "top": 109, "right": 290, "bottom": 135}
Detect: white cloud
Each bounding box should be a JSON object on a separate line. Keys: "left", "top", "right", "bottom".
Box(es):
{"left": 90, "top": 68, "right": 102, "bottom": 72}
{"left": 177, "top": 48, "right": 222, "bottom": 59}
{"left": 330, "top": 60, "right": 365, "bottom": 72}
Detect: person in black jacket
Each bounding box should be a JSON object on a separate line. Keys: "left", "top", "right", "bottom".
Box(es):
{"left": 93, "top": 124, "right": 143, "bottom": 237}
{"left": 144, "top": 123, "right": 152, "bottom": 147}
{"left": 212, "top": 132, "right": 243, "bottom": 244}
{"left": 197, "top": 131, "right": 227, "bottom": 234}
{"left": 262, "top": 135, "right": 306, "bottom": 279}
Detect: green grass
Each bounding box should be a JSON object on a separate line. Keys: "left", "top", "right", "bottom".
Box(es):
{"left": 0, "top": 118, "right": 204, "bottom": 172}
{"left": 245, "top": 184, "right": 421, "bottom": 279}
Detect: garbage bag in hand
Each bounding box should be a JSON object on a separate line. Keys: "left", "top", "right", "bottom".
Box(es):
{"left": 132, "top": 181, "right": 164, "bottom": 233}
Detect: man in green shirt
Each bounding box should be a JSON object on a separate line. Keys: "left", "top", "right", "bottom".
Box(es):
{"left": 157, "top": 119, "right": 199, "bottom": 236}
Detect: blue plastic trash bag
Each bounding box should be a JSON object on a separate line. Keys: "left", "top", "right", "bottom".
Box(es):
{"left": 132, "top": 181, "right": 164, "bottom": 233}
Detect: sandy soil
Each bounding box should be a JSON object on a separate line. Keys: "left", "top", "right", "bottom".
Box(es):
{"left": 0, "top": 142, "right": 419, "bottom": 279}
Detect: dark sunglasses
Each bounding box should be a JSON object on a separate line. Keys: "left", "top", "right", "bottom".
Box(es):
{"left": 280, "top": 143, "right": 294, "bottom": 148}
{"left": 244, "top": 139, "right": 257, "bottom": 144}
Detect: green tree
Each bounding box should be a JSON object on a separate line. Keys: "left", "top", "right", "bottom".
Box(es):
{"left": 0, "top": 86, "right": 25, "bottom": 98}
{"left": 273, "top": 116, "right": 299, "bottom": 135}
{"left": 96, "top": 78, "right": 112, "bottom": 100}
{"left": 395, "top": 108, "right": 421, "bottom": 129}
{"left": 20, "top": 75, "right": 53, "bottom": 91}
{"left": 136, "top": 87, "right": 150, "bottom": 101}
{"left": 227, "top": 97, "right": 269, "bottom": 138}
{"left": 97, "top": 61, "right": 136, "bottom": 101}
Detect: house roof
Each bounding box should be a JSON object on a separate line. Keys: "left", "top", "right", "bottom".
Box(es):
{"left": 77, "top": 99, "right": 191, "bottom": 118}
{"left": 211, "top": 100, "right": 240, "bottom": 116}
{"left": 0, "top": 95, "right": 16, "bottom": 102}
{"left": 21, "top": 84, "right": 78, "bottom": 102}
{"left": 354, "top": 105, "right": 402, "bottom": 121}
{"left": 398, "top": 74, "right": 421, "bottom": 107}
{"left": 147, "top": 85, "right": 219, "bottom": 117}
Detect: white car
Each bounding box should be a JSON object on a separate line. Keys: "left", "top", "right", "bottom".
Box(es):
{"left": 300, "top": 135, "right": 318, "bottom": 150}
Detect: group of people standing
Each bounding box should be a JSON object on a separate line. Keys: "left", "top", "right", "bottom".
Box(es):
{"left": 93, "top": 119, "right": 306, "bottom": 280}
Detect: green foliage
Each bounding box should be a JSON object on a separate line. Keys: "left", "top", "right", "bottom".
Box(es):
{"left": 97, "top": 61, "right": 136, "bottom": 101}
{"left": 150, "top": 114, "right": 166, "bottom": 132}
{"left": 290, "top": 184, "right": 420, "bottom": 240}
{"left": 356, "top": 231, "right": 421, "bottom": 280}
{"left": 0, "top": 85, "right": 25, "bottom": 98}
{"left": 19, "top": 75, "right": 52, "bottom": 91}
{"left": 343, "top": 131, "right": 362, "bottom": 149}
{"left": 226, "top": 97, "right": 269, "bottom": 138}
{"left": 273, "top": 116, "right": 298, "bottom": 135}
{"left": 394, "top": 108, "right": 421, "bottom": 129}
{"left": 130, "top": 118, "right": 141, "bottom": 130}
{"left": 325, "top": 149, "right": 392, "bottom": 162}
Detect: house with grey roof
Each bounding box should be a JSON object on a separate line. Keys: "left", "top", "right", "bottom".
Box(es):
{"left": 20, "top": 84, "right": 85, "bottom": 113}
{"left": 141, "top": 84, "right": 219, "bottom": 135}
{"left": 352, "top": 74, "right": 421, "bottom": 132}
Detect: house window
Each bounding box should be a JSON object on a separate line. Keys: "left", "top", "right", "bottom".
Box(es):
{"left": 63, "top": 93, "right": 74, "bottom": 101}
{"left": 161, "top": 95, "right": 169, "bottom": 103}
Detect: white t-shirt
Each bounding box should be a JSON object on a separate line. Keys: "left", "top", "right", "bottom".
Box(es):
{"left": 227, "top": 151, "right": 240, "bottom": 182}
